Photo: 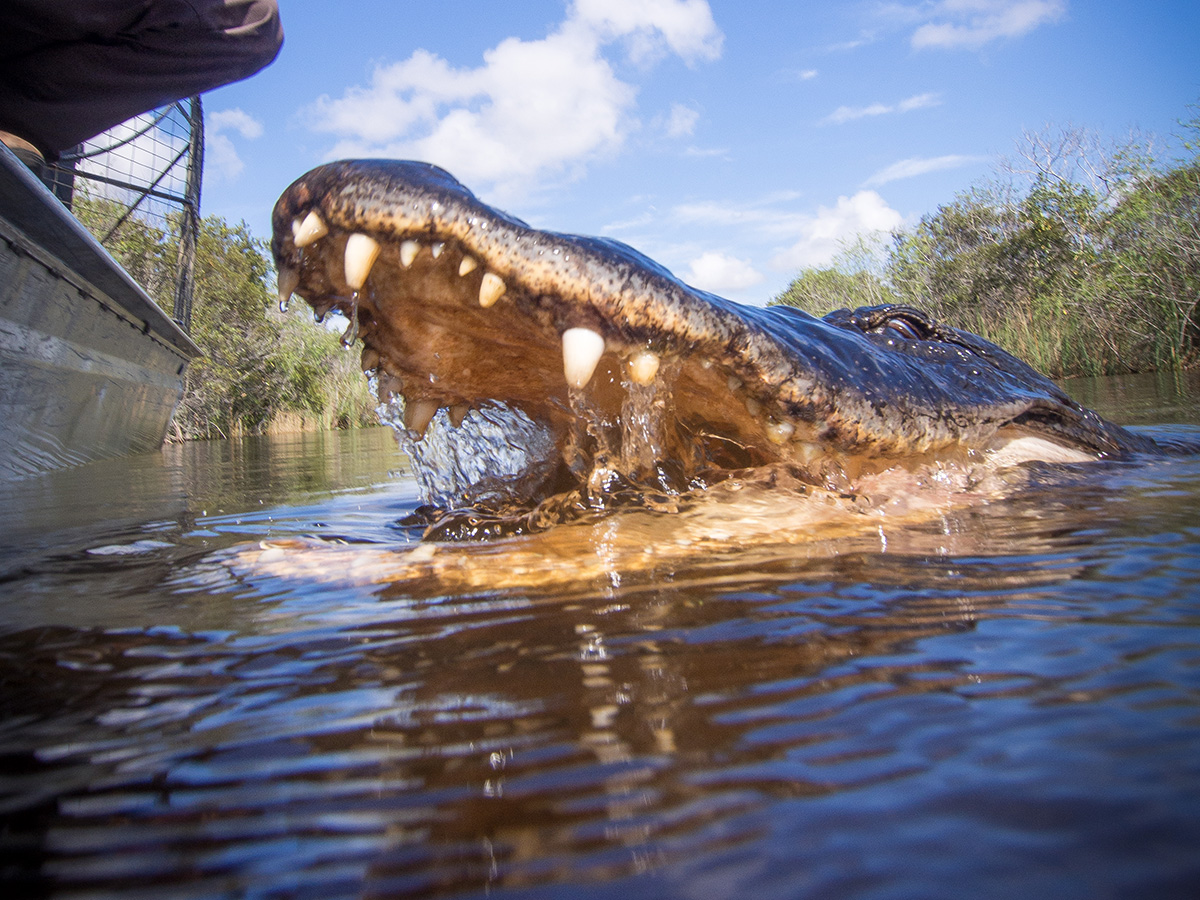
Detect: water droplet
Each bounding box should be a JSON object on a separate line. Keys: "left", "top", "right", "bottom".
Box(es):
{"left": 341, "top": 292, "right": 360, "bottom": 347}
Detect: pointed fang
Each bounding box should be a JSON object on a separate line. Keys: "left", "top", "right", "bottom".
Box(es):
{"left": 628, "top": 351, "right": 660, "bottom": 386}
{"left": 377, "top": 374, "right": 403, "bottom": 404}
{"left": 277, "top": 265, "right": 299, "bottom": 313}
{"left": 562, "top": 327, "right": 606, "bottom": 390}
{"left": 292, "top": 211, "right": 328, "bottom": 247}
{"left": 344, "top": 233, "right": 381, "bottom": 290}
{"left": 399, "top": 240, "right": 419, "bottom": 267}
{"left": 459, "top": 256, "right": 478, "bottom": 276}
{"left": 478, "top": 272, "right": 506, "bottom": 307}
{"left": 766, "top": 420, "right": 795, "bottom": 444}
{"left": 361, "top": 347, "right": 380, "bottom": 373}
{"left": 404, "top": 399, "right": 439, "bottom": 440}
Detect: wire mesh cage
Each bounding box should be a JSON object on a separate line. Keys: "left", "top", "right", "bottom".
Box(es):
{"left": 41, "top": 97, "right": 204, "bottom": 333}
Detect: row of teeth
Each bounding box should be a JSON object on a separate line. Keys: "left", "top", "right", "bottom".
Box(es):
{"left": 285, "top": 210, "right": 662, "bottom": 394}
{"left": 287, "top": 210, "right": 804, "bottom": 452}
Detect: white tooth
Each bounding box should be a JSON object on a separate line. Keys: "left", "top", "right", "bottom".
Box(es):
{"left": 431, "top": 241, "right": 445, "bottom": 259}
{"left": 562, "top": 327, "right": 606, "bottom": 390}
{"left": 292, "top": 211, "right": 328, "bottom": 247}
{"left": 404, "top": 399, "right": 439, "bottom": 439}
{"left": 478, "top": 272, "right": 506, "bottom": 307}
{"left": 399, "top": 240, "right": 419, "bottom": 267}
{"left": 766, "top": 420, "right": 795, "bottom": 444}
{"left": 459, "top": 255, "right": 478, "bottom": 276}
{"left": 344, "top": 233, "right": 381, "bottom": 290}
{"left": 628, "top": 351, "right": 660, "bottom": 386}
{"left": 361, "top": 346, "right": 380, "bottom": 373}
{"left": 277, "top": 265, "right": 299, "bottom": 312}
{"left": 794, "top": 442, "right": 823, "bottom": 465}
{"left": 727, "top": 375, "right": 743, "bottom": 392}
{"left": 449, "top": 404, "right": 470, "bottom": 428}
{"left": 745, "top": 398, "right": 762, "bottom": 417}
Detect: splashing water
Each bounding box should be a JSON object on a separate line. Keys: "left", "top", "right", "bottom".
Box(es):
{"left": 375, "top": 359, "right": 685, "bottom": 517}
{"left": 378, "top": 392, "right": 559, "bottom": 509}
{"left": 619, "top": 361, "right": 674, "bottom": 476}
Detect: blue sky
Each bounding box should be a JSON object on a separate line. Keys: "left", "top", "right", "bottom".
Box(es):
{"left": 200, "top": 0, "right": 1200, "bottom": 305}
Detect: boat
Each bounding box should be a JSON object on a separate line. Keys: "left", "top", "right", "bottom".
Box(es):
{"left": 0, "top": 142, "right": 201, "bottom": 480}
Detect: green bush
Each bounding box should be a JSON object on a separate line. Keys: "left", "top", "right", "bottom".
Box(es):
{"left": 75, "top": 195, "right": 377, "bottom": 439}
{"left": 773, "top": 109, "right": 1200, "bottom": 377}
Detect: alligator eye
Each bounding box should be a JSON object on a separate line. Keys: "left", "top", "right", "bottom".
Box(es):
{"left": 870, "top": 317, "right": 926, "bottom": 341}
{"left": 884, "top": 319, "right": 923, "bottom": 341}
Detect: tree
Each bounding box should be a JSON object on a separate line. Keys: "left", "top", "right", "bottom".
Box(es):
{"left": 74, "top": 193, "right": 377, "bottom": 438}
{"left": 771, "top": 108, "right": 1200, "bottom": 376}
{"left": 774, "top": 234, "right": 897, "bottom": 316}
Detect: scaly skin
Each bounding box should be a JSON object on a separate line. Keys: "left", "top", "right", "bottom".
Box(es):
{"left": 271, "top": 159, "right": 1158, "bottom": 507}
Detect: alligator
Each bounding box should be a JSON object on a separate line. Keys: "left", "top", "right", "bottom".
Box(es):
{"left": 271, "top": 160, "right": 1162, "bottom": 535}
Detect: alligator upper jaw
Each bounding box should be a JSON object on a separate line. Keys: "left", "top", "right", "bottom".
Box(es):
{"left": 271, "top": 161, "right": 836, "bottom": 497}
{"left": 272, "top": 160, "right": 1143, "bottom": 513}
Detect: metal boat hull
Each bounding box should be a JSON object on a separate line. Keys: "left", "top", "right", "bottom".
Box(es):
{"left": 0, "top": 145, "right": 200, "bottom": 479}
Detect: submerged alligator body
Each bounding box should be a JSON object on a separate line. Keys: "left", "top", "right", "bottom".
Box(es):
{"left": 272, "top": 160, "right": 1159, "bottom": 527}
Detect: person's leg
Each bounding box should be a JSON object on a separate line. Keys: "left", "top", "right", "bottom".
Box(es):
{"left": 0, "top": 0, "right": 282, "bottom": 158}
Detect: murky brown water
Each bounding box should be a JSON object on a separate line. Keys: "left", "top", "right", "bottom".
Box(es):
{"left": 2, "top": 374, "right": 1200, "bottom": 898}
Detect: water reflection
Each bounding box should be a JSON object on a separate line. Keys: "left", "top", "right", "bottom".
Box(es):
{"left": 0, "top": 428, "right": 412, "bottom": 630}
{"left": 0, "top": 383, "right": 1199, "bottom": 898}
{"left": 1062, "top": 369, "right": 1200, "bottom": 425}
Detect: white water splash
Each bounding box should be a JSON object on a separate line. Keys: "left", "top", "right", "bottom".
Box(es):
{"left": 378, "top": 395, "right": 559, "bottom": 509}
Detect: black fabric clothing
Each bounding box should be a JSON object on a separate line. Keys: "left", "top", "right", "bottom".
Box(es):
{"left": 0, "top": 0, "right": 282, "bottom": 157}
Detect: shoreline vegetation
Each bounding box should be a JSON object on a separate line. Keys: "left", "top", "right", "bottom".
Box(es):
{"left": 75, "top": 198, "right": 378, "bottom": 441}
{"left": 81, "top": 111, "right": 1198, "bottom": 440}
{"left": 772, "top": 114, "right": 1200, "bottom": 378}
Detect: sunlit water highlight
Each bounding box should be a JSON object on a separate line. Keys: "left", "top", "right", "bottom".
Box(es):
{"left": 1, "top": 373, "right": 1199, "bottom": 898}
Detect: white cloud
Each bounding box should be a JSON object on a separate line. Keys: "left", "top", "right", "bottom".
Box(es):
{"left": 670, "top": 193, "right": 809, "bottom": 239}
{"left": 571, "top": 0, "right": 723, "bottom": 63}
{"left": 828, "top": 37, "right": 873, "bottom": 52}
{"left": 208, "top": 108, "right": 264, "bottom": 140}
{"left": 683, "top": 145, "right": 730, "bottom": 159}
{"left": 305, "top": 0, "right": 723, "bottom": 199}
{"left": 822, "top": 92, "right": 941, "bottom": 125}
{"left": 206, "top": 107, "right": 264, "bottom": 181}
{"left": 665, "top": 103, "right": 700, "bottom": 138}
{"left": 685, "top": 251, "right": 764, "bottom": 292}
{"left": 778, "top": 66, "right": 819, "bottom": 81}
{"left": 863, "top": 153, "right": 988, "bottom": 186}
{"left": 769, "top": 191, "right": 904, "bottom": 270}
{"left": 910, "top": 0, "right": 1067, "bottom": 50}
{"left": 80, "top": 113, "right": 189, "bottom": 201}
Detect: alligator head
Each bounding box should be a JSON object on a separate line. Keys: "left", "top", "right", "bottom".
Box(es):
{"left": 272, "top": 160, "right": 1157, "bottom": 532}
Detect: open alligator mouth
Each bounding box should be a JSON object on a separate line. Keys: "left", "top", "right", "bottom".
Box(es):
{"left": 272, "top": 160, "right": 1157, "bottom": 532}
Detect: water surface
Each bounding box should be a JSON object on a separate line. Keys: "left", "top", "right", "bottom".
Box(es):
{"left": 1, "top": 375, "right": 1199, "bottom": 898}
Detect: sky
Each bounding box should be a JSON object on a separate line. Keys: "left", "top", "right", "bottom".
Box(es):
{"left": 198, "top": 0, "right": 1200, "bottom": 305}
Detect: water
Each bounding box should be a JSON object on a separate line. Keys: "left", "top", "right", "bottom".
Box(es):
{"left": 2, "top": 375, "right": 1200, "bottom": 898}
